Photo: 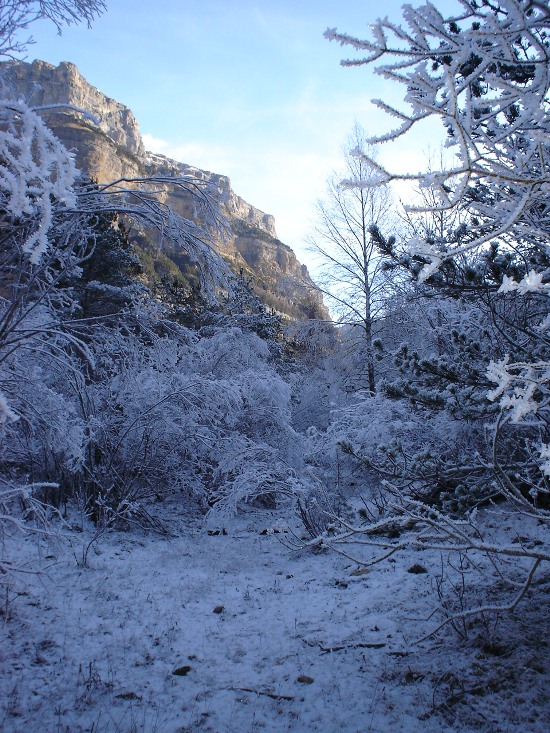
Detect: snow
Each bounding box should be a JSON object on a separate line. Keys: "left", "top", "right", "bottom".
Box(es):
{"left": 1, "top": 4, "right": 550, "bottom": 733}
{"left": 2, "top": 500, "right": 549, "bottom": 733}
{"left": 0, "top": 101, "right": 77, "bottom": 263}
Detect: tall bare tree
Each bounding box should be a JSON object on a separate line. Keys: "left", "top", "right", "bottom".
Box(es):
{"left": 308, "top": 123, "right": 395, "bottom": 393}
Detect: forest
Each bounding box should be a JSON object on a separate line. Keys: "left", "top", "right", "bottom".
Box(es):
{"left": 1, "top": 1, "right": 549, "bottom": 731}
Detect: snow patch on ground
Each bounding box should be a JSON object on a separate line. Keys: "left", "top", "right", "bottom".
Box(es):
{"left": 1, "top": 502, "right": 549, "bottom": 732}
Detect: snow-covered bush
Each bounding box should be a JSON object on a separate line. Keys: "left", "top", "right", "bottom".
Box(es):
{"left": 53, "top": 321, "right": 306, "bottom": 526}
{"left": 316, "top": 0, "right": 550, "bottom": 625}
{"left": 326, "top": 0, "right": 550, "bottom": 458}
{"left": 0, "top": 96, "right": 303, "bottom": 531}
{"left": 178, "top": 326, "right": 308, "bottom": 517}
{"left": 0, "top": 2, "right": 244, "bottom": 532}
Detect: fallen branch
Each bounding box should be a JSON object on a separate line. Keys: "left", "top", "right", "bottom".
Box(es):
{"left": 302, "top": 639, "right": 386, "bottom": 653}
{"left": 298, "top": 483, "right": 549, "bottom": 639}
{"left": 415, "top": 556, "right": 542, "bottom": 643}
{"left": 230, "top": 687, "right": 294, "bottom": 702}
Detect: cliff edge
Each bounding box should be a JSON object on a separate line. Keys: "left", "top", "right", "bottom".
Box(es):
{"left": 0, "top": 60, "right": 327, "bottom": 320}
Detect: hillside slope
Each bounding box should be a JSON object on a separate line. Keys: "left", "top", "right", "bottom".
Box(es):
{"left": 0, "top": 59, "right": 327, "bottom": 320}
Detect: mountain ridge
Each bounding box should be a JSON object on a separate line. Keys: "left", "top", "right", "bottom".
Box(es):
{"left": 0, "top": 59, "right": 327, "bottom": 320}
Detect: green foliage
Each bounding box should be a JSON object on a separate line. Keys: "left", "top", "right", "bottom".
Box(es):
{"left": 221, "top": 270, "right": 284, "bottom": 343}
{"left": 80, "top": 211, "right": 140, "bottom": 288}
{"left": 58, "top": 182, "right": 145, "bottom": 318}
{"left": 366, "top": 232, "right": 550, "bottom": 512}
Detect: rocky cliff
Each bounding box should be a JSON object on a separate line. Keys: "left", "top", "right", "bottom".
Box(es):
{"left": 0, "top": 60, "right": 326, "bottom": 320}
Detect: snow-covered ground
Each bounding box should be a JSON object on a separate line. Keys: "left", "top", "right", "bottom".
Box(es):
{"left": 1, "top": 501, "right": 549, "bottom": 733}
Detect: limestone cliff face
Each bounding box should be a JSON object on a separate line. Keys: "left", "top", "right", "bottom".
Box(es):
{"left": 146, "top": 154, "right": 278, "bottom": 239}
{"left": 1, "top": 60, "right": 145, "bottom": 158}
{"left": 0, "top": 60, "right": 326, "bottom": 319}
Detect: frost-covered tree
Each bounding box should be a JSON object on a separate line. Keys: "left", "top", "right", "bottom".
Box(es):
{"left": 326, "top": 0, "right": 550, "bottom": 504}
{"left": 0, "top": 0, "right": 239, "bottom": 532}
{"left": 314, "top": 0, "right": 550, "bottom": 626}
{"left": 308, "top": 123, "right": 395, "bottom": 393}
{"left": 325, "top": 1, "right": 550, "bottom": 264}
{"left": 0, "top": 0, "right": 107, "bottom": 544}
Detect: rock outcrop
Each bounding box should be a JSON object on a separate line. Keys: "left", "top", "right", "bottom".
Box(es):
{"left": 0, "top": 60, "right": 327, "bottom": 320}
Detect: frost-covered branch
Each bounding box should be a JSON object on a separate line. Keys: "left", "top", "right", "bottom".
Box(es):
{"left": 74, "top": 176, "right": 230, "bottom": 297}
{"left": 297, "top": 484, "right": 548, "bottom": 637}
{"left": 0, "top": 1, "right": 106, "bottom": 60}
{"left": 326, "top": 0, "right": 550, "bottom": 271}
{"left": 0, "top": 99, "right": 77, "bottom": 262}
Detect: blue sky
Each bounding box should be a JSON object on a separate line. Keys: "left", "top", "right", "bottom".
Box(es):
{"left": 17, "top": 0, "right": 458, "bottom": 268}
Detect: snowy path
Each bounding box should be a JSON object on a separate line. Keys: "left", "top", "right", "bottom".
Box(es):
{"left": 1, "top": 505, "right": 549, "bottom": 732}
